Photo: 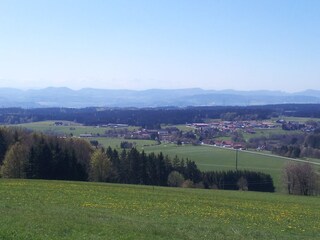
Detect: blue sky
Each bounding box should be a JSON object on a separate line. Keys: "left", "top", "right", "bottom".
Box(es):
{"left": 0, "top": 0, "right": 319, "bottom": 91}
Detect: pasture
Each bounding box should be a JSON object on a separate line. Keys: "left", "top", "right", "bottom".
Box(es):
{"left": 92, "top": 137, "right": 158, "bottom": 150}
{"left": 13, "top": 121, "right": 139, "bottom": 137}
{"left": 274, "top": 116, "right": 320, "bottom": 123}
{"left": 241, "top": 128, "right": 302, "bottom": 141}
{"left": 147, "top": 144, "right": 320, "bottom": 191}
{"left": 0, "top": 179, "right": 319, "bottom": 240}
{"left": 142, "top": 143, "right": 290, "bottom": 192}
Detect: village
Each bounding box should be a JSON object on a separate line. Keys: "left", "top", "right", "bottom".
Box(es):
{"left": 64, "top": 118, "right": 318, "bottom": 151}
{"left": 77, "top": 120, "right": 280, "bottom": 150}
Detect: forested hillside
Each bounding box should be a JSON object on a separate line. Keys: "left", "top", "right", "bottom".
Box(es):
{"left": 2, "top": 104, "right": 320, "bottom": 128}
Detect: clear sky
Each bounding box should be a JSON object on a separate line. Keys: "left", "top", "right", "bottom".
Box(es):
{"left": 0, "top": 0, "right": 319, "bottom": 92}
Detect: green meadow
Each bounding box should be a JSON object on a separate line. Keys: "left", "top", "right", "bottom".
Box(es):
{"left": 141, "top": 144, "right": 290, "bottom": 192}
{"left": 274, "top": 116, "right": 320, "bottom": 123}
{"left": 241, "top": 128, "right": 302, "bottom": 141}
{"left": 92, "top": 137, "right": 158, "bottom": 150}
{"left": 13, "top": 121, "right": 139, "bottom": 137}
{"left": 0, "top": 179, "right": 319, "bottom": 240}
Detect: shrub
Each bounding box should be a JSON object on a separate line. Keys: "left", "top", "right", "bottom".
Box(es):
{"left": 182, "top": 179, "right": 194, "bottom": 188}
{"left": 167, "top": 171, "right": 184, "bottom": 187}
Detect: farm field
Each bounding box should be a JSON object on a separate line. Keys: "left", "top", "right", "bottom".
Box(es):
{"left": 274, "top": 116, "right": 320, "bottom": 123}
{"left": 241, "top": 128, "right": 302, "bottom": 141}
{"left": 92, "top": 137, "right": 158, "bottom": 150}
{"left": 161, "top": 124, "right": 193, "bottom": 132}
{"left": 0, "top": 179, "right": 319, "bottom": 240}
{"left": 142, "top": 143, "right": 289, "bottom": 192}
{"left": 11, "top": 121, "right": 140, "bottom": 137}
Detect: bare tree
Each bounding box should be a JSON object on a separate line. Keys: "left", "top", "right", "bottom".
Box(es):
{"left": 167, "top": 171, "right": 184, "bottom": 187}
{"left": 283, "top": 162, "right": 319, "bottom": 196}
{"left": 237, "top": 176, "right": 248, "bottom": 191}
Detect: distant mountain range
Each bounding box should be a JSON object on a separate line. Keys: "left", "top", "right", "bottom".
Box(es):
{"left": 0, "top": 87, "right": 320, "bottom": 108}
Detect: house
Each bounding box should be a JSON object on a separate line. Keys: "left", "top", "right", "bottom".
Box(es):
{"left": 233, "top": 143, "right": 246, "bottom": 150}
{"left": 222, "top": 140, "right": 233, "bottom": 148}
{"left": 214, "top": 140, "right": 234, "bottom": 148}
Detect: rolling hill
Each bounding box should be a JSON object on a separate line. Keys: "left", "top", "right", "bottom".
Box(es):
{"left": 1, "top": 179, "right": 319, "bottom": 239}
{"left": 1, "top": 87, "right": 320, "bottom": 108}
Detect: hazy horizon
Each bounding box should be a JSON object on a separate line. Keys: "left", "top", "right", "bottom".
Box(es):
{"left": 1, "top": 86, "right": 319, "bottom": 94}
{"left": 1, "top": 0, "right": 319, "bottom": 92}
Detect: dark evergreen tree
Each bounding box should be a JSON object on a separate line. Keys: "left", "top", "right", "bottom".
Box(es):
{"left": 147, "top": 152, "right": 158, "bottom": 185}
{"left": 0, "top": 131, "right": 8, "bottom": 165}
{"left": 202, "top": 170, "right": 275, "bottom": 192}
{"left": 184, "top": 159, "right": 202, "bottom": 183}
{"left": 140, "top": 151, "right": 149, "bottom": 185}
{"left": 118, "top": 149, "right": 130, "bottom": 183}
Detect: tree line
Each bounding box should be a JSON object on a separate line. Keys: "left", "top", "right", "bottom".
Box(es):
{"left": 248, "top": 132, "right": 320, "bottom": 159}
{"left": 0, "top": 127, "right": 91, "bottom": 181}
{"left": 0, "top": 127, "right": 276, "bottom": 192}
{"left": 90, "top": 147, "right": 203, "bottom": 187}
{"left": 3, "top": 104, "right": 318, "bottom": 128}
{"left": 202, "top": 170, "right": 275, "bottom": 192}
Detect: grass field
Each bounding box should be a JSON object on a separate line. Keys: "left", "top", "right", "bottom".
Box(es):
{"left": 0, "top": 179, "right": 319, "bottom": 240}
{"left": 143, "top": 144, "right": 320, "bottom": 192}
{"left": 161, "top": 124, "right": 193, "bottom": 132}
{"left": 12, "top": 121, "right": 139, "bottom": 137}
{"left": 274, "top": 116, "right": 320, "bottom": 123}
{"left": 141, "top": 143, "right": 290, "bottom": 192}
{"left": 241, "top": 128, "right": 302, "bottom": 141}
{"left": 92, "top": 137, "right": 158, "bottom": 150}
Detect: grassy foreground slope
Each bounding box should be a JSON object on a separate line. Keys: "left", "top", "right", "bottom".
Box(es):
{"left": 1, "top": 179, "right": 319, "bottom": 240}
